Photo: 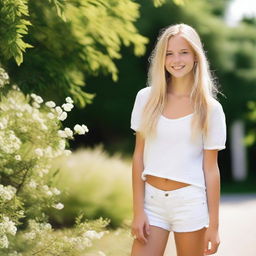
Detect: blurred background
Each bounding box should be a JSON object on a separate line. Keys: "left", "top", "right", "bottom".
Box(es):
{"left": 1, "top": 0, "right": 256, "bottom": 255}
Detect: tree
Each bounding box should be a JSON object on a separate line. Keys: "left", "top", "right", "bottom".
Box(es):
{"left": 0, "top": 0, "right": 148, "bottom": 107}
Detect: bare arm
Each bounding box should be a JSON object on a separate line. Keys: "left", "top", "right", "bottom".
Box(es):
{"left": 131, "top": 132, "right": 150, "bottom": 244}
{"left": 203, "top": 149, "right": 221, "bottom": 254}
{"left": 132, "top": 131, "right": 145, "bottom": 215}
{"left": 203, "top": 149, "right": 220, "bottom": 228}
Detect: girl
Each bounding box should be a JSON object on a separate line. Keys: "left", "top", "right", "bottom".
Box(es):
{"left": 130, "top": 24, "right": 226, "bottom": 256}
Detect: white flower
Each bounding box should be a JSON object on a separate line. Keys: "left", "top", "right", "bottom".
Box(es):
{"left": 30, "top": 93, "right": 36, "bottom": 99}
{"left": 46, "top": 190, "right": 53, "bottom": 196}
{"left": 58, "top": 111, "right": 67, "bottom": 121}
{"left": 28, "top": 180, "right": 37, "bottom": 189}
{"left": 74, "top": 124, "right": 85, "bottom": 135}
{"left": 0, "top": 185, "right": 16, "bottom": 201}
{"left": 47, "top": 113, "right": 55, "bottom": 119}
{"left": 52, "top": 188, "right": 61, "bottom": 195}
{"left": 35, "top": 96, "right": 43, "bottom": 104}
{"left": 82, "top": 124, "right": 89, "bottom": 133}
{"left": 45, "top": 101, "right": 56, "bottom": 108}
{"left": 35, "top": 148, "right": 43, "bottom": 157}
{"left": 58, "top": 140, "right": 66, "bottom": 151}
{"left": 1, "top": 217, "right": 17, "bottom": 236}
{"left": 2, "top": 72, "right": 9, "bottom": 80}
{"left": 98, "top": 251, "right": 106, "bottom": 256}
{"left": 62, "top": 103, "right": 74, "bottom": 112}
{"left": 16, "top": 112, "right": 23, "bottom": 117}
{"left": 65, "top": 97, "right": 74, "bottom": 104}
{"left": 32, "top": 102, "right": 40, "bottom": 108}
{"left": 52, "top": 203, "right": 64, "bottom": 210}
{"left": 64, "top": 127, "right": 73, "bottom": 137}
{"left": 41, "top": 168, "right": 49, "bottom": 174}
{"left": 23, "top": 231, "right": 36, "bottom": 240}
{"left": 0, "top": 235, "right": 9, "bottom": 248}
{"left": 14, "top": 155, "right": 21, "bottom": 161}
{"left": 83, "top": 230, "right": 104, "bottom": 240}
{"left": 58, "top": 130, "right": 68, "bottom": 138}
{"left": 55, "top": 106, "right": 63, "bottom": 115}
{"left": 42, "top": 185, "right": 53, "bottom": 196}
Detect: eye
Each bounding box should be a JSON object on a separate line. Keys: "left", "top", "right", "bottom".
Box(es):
{"left": 181, "top": 51, "right": 188, "bottom": 54}
{"left": 166, "top": 53, "right": 173, "bottom": 56}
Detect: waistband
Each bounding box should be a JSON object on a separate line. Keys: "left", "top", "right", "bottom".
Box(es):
{"left": 145, "top": 182, "right": 205, "bottom": 197}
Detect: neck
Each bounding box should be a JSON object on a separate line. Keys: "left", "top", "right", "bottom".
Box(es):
{"left": 167, "top": 72, "right": 194, "bottom": 96}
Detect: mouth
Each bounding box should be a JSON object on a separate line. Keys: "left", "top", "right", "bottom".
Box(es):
{"left": 172, "top": 65, "right": 185, "bottom": 71}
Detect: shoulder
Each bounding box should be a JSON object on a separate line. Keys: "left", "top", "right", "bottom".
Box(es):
{"left": 208, "top": 98, "right": 224, "bottom": 113}
{"left": 136, "top": 86, "right": 151, "bottom": 98}
{"left": 134, "top": 86, "right": 152, "bottom": 103}
{"left": 207, "top": 98, "right": 225, "bottom": 120}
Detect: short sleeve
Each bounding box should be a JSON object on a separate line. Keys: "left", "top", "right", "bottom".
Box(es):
{"left": 203, "top": 102, "right": 227, "bottom": 151}
{"left": 130, "top": 87, "right": 150, "bottom": 132}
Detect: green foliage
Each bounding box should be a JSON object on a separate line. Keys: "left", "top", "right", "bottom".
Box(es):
{"left": 0, "top": 0, "right": 33, "bottom": 65}
{"left": 152, "top": 0, "right": 186, "bottom": 7}
{"left": 49, "top": 146, "right": 132, "bottom": 228}
{"left": 1, "top": 0, "right": 149, "bottom": 107}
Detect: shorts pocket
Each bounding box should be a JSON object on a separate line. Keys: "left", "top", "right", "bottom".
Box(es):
{"left": 180, "top": 190, "right": 207, "bottom": 206}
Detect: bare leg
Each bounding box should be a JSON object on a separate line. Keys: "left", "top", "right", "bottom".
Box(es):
{"left": 131, "top": 225, "right": 170, "bottom": 256}
{"left": 174, "top": 227, "right": 207, "bottom": 256}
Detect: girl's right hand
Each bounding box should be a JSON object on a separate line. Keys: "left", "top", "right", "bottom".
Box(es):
{"left": 131, "top": 211, "right": 150, "bottom": 244}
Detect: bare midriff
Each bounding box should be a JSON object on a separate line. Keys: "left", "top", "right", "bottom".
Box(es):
{"left": 145, "top": 175, "right": 191, "bottom": 191}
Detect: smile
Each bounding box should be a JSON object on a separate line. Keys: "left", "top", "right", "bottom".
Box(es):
{"left": 172, "top": 65, "right": 185, "bottom": 70}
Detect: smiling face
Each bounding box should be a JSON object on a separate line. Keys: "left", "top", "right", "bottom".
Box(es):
{"left": 165, "top": 34, "right": 196, "bottom": 79}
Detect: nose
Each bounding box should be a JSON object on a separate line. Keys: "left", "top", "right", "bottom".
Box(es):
{"left": 172, "top": 54, "right": 181, "bottom": 63}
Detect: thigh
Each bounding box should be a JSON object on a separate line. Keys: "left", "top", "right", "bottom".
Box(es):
{"left": 131, "top": 225, "right": 170, "bottom": 256}
{"left": 174, "top": 227, "right": 207, "bottom": 256}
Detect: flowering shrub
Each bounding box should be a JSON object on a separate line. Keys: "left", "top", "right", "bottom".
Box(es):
{"left": 0, "top": 68, "right": 107, "bottom": 255}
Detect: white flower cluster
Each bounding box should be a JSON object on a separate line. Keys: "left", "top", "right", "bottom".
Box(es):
{"left": 0, "top": 130, "right": 21, "bottom": 154}
{"left": 50, "top": 97, "right": 74, "bottom": 121}
{"left": 74, "top": 124, "right": 89, "bottom": 135}
{"left": 0, "top": 185, "right": 16, "bottom": 201}
{"left": 52, "top": 202, "right": 64, "bottom": 210}
{"left": 83, "top": 230, "right": 105, "bottom": 240}
{"left": 62, "top": 229, "right": 106, "bottom": 251}
{"left": 30, "top": 93, "right": 44, "bottom": 109}
{"left": 0, "top": 67, "right": 9, "bottom": 88}
{"left": 42, "top": 185, "right": 62, "bottom": 198}
{"left": 57, "top": 124, "right": 89, "bottom": 139}
{"left": 23, "top": 220, "right": 52, "bottom": 241}
{"left": 0, "top": 216, "right": 17, "bottom": 248}
{"left": 0, "top": 117, "right": 8, "bottom": 130}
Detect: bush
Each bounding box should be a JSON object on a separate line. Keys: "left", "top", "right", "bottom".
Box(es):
{"left": 0, "top": 68, "right": 108, "bottom": 255}
{"left": 49, "top": 145, "right": 133, "bottom": 228}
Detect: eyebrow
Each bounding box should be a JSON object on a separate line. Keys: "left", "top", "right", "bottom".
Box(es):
{"left": 166, "top": 49, "right": 189, "bottom": 52}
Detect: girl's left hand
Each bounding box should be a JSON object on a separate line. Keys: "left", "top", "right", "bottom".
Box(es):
{"left": 204, "top": 227, "right": 220, "bottom": 255}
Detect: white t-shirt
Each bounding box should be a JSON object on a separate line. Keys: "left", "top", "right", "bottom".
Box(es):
{"left": 130, "top": 87, "right": 227, "bottom": 189}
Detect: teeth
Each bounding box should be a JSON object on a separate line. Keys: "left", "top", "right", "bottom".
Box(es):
{"left": 172, "top": 65, "right": 185, "bottom": 70}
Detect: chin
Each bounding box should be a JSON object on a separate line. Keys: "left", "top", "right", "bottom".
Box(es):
{"left": 169, "top": 69, "right": 193, "bottom": 78}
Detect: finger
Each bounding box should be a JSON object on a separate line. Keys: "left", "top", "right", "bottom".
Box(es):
{"left": 204, "top": 249, "right": 217, "bottom": 255}
{"left": 144, "top": 221, "right": 150, "bottom": 236}
{"left": 204, "top": 240, "right": 210, "bottom": 253}
{"left": 138, "top": 229, "right": 148, "bottom": 244}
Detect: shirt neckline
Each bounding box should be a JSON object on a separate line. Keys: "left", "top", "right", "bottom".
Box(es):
{"left": 160, "top": 112, "right": 194, "bottom": 121}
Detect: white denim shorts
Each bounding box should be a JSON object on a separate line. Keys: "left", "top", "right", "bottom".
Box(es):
{"left": 144, "top": 182, "right": 209, "bottom": 232}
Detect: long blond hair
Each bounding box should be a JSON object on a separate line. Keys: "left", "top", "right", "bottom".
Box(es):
{"left": 140, "top": 23, "right": 221, "bottom": 142}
